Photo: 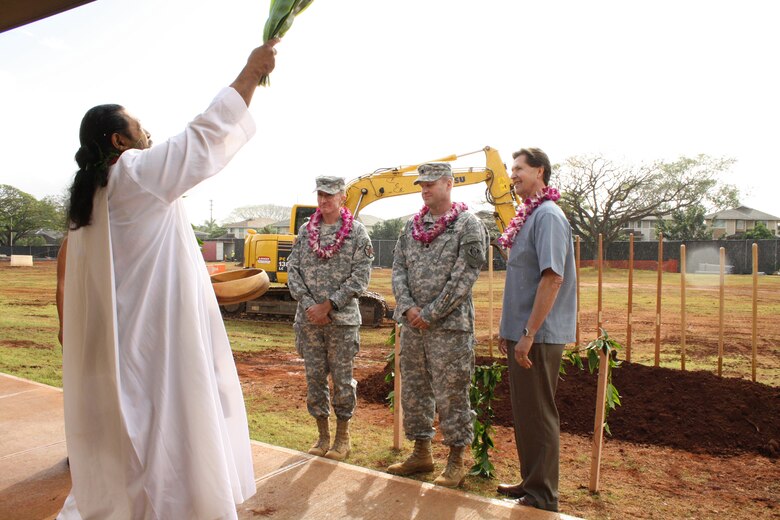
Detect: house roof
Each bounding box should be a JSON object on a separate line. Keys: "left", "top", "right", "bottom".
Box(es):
{"left": 223, "top": 217, "right": 276, "bottom": 228}
{"left": 705, "top": 205, "right": 780, "bottom": 221}
{"left": 34, "top": 229, "right": 65, "bottom": 240}
{"left": 270, "top": 219, "right": 291, "bottom": 228}
{"left": 205, "top": 234, "right": 236, "bottom": 241}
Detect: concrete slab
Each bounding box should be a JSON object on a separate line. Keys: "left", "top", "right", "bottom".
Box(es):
{"left": 0, "top": 373, "right": 581, "bottom": 520}
{"left": 1, "top": 387, "right": 66, "bottom": 460}
{"left": 241, "top": 443, "right": 579, "bottom": 520}
{"left": 0, "top": 374, "right": 68, "bottom": 520}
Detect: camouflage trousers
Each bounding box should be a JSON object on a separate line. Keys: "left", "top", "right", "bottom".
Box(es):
{"left": 295, "top": 323, "right": 360, "bottom": 421}
{"left": 399, "top": 326, "right": 475, "bottom": 447}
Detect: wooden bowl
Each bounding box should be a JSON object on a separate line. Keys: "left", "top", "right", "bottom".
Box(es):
{"left": 210, "top": 268, "right": 270, "bottom": 305}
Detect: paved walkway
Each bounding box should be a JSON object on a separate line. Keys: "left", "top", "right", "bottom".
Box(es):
{"left": 0, "top": 373, "right": 580, "bottom": 519}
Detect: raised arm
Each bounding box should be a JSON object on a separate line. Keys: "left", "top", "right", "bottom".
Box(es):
{"left": 230, "top": 39, "right": 280, "bottom": 107}
{"left": 124, "top": 40, "right": 280, "bottom": 203}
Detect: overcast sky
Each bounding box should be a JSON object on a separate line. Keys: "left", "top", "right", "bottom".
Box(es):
{"left": 1, "top": 0, "right": 778, "bottom": 224}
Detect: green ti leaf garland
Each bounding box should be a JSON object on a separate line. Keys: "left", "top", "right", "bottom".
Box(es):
{"left": 259, "top": 0, "right": 314, "bottom": 86}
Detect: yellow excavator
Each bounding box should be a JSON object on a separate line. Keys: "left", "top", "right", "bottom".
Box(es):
{"left": 224, "top": 146, "right": 518, "bottom": 326}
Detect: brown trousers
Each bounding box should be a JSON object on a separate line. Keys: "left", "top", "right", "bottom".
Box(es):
{"left": 508, "top": 342, "right": 565, "bottom": 512}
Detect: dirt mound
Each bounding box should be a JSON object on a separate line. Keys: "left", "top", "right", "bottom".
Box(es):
{"left": 358, "top": 356, "right": 780, "bottom": 458}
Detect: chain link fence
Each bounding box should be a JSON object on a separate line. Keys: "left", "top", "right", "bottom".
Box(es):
{"left": 9, "top": 239, "right": 776, "bottom": 274}
{"left": 0, "top": 245, "right": 60, "bottom": 259}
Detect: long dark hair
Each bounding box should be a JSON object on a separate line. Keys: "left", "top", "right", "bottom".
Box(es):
{"left": 67, "top": 104, "right": 128, "bottom": 229}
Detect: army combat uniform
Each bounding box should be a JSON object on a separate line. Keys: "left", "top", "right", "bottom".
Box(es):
{"left": 392, "top": 205, "right": 488, "bottom": 447}
{"left": 287, "top": 212, "right": 374, "bottom": 422}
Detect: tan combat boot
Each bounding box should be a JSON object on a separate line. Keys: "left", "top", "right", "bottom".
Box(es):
{"left": 324, "top": 419, "right": 351, "bottom": 461}
{"left": 433, "top": 445, "right": 468, "bottom": 488}
{"left": 387, "top": 439, "right": 434, "bottom": 476}
{"left": 307, "top": 417, "right": 330, "bottom": 457}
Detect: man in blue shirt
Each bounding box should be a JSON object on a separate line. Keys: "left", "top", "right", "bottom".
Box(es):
{"left": 496, "top": 148, "right": 576, "bottom": 512}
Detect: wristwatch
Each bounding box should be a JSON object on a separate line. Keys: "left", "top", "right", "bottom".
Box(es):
{"left": 523, "top": 327, "right": 534, "bottom": 338}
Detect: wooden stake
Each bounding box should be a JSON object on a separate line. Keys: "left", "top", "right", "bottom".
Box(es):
{"left": 655, "top": 233, "right": 663, "bottom": 367}
{"left": 589, "top": 348, "right": 610, "bottom": 492}
{"left": 576, "top": 236, "right": 581, "bottom": 347}
{"left": 393, "top": 323, "right": 403, "bottom": 449}
{"left": 597, "top": 234, "right": 603, "bottom": 335}
{"left": 718, "top": 247, "right": 725, "bottom": 377}
{"left": 752, "top": 243, "right": 758, "bottom": 382}
{"left": 626, "top": 234, "right": 634, "bottom": 362}
{"left": 680, "top": 244, "right": 686, "bottom": 371}
{"left": 488, "top": 246, "right": 494, "bottom": 358}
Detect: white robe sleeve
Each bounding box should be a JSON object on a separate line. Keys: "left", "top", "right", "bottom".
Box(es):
{"left": 121, "top": 87, "right": 255, "bottom": 203}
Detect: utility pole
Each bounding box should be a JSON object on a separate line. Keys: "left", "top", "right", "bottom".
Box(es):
{"left": 209, "top": 200, "right": 214, "bottom": 224}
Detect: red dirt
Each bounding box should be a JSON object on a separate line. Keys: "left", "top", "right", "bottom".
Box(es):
{"left": 359, "top": 356, "right": 780, "bottom": 458}
{"left": 0, "top": 339, "right": 52, "bottom": 350}
{"left": 237, "top": 345, "right": 780, "bottom": 457}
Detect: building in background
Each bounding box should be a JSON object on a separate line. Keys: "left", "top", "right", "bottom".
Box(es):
{"left": 201, "top": 236, "right": 238, "bottom": 262}
{"left": 705, "top": 206, "right": 780, "bottom": 239}
{"left": 223, "top": 218, "right": 276, "bottom": 239}
{"left": 621, "top": 216, "right": 672, "bottom": 241}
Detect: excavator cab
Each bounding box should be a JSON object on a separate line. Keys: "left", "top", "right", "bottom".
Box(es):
{"left": 243, "top": 204, "right": 316, "bottom": 283}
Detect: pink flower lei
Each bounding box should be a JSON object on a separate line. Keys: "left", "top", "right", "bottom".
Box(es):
{"left": 307, "top": 206, "right": 354, "bottom": 259}
{"left": 411, "top": 202, "right": 468, "bottom": 244}
{"left": 497, "top": 186, "right": 561, "bottom": 249}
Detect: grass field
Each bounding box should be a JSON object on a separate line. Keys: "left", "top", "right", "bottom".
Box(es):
{"left": 4, "top": 261, "right": 778, "bottom": 387}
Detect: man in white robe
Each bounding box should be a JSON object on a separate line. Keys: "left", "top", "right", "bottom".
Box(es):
{"left": 55, "top": 40, "right": 279, "bottom": 519}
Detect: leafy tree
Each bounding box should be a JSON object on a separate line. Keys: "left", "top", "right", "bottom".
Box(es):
{"left": 0, "top": 185, "right": 63, "bottom": 246}
{"left": 743, "top": 222, "right": 775, "bottom": 240}
{"left": 194, "top": 218, "right": 227, "bottom": 239}
{"left": 40, "top": 193, "right": 68, "bottom": 233}
{"left": 16, "top": 236, "right": 49, "bottom": 246}
{"left": 207, "top": 226, "right": 228, "bottom": 239}
{"left": 369, "top": 218, "right": 404, "bottom": 240}
{"left": 655, "top": 205, "right": 713, "bottom": 240}
{"left": 556, "top": 154, "right": 738, "bottom": 256}
{"left": 223, "top": 204, "right": 290, "bottom": 223}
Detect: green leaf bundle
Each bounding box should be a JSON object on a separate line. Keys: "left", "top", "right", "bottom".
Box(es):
{"left": 259, "top": 0, "right": 315, "bottom": 86}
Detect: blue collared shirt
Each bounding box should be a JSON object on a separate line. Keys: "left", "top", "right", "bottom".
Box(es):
{"left": 499, "top": 200, "right": 577, "bottom": 344}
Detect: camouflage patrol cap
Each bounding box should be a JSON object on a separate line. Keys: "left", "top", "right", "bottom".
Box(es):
{"left": 314, "top": 176, "right": 346, "bottom": 194}
{"left": 414, "top": 163, "right": 453, "bottom": 185}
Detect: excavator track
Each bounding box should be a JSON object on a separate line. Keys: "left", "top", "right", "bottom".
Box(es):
{"left": 220, "top": 286, "right": 392, "bottom": 327}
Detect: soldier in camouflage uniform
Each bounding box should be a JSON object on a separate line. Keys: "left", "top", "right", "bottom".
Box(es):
{"left": 287, "top": 176, "right": 374, "bottom": 461}
{"left": 388, "top": 163, "right": 488, "bottom": 488}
